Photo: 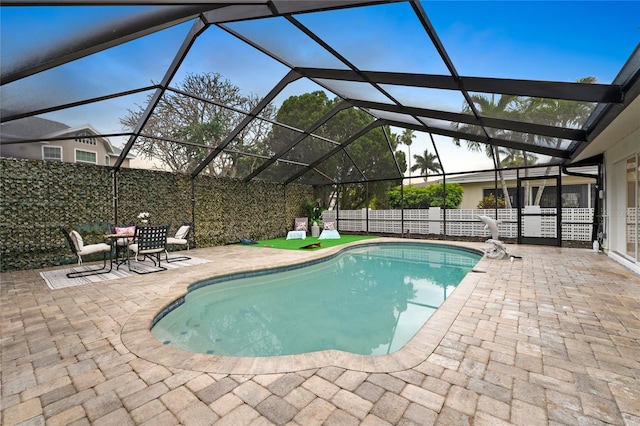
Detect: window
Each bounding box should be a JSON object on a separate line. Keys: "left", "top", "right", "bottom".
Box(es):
{"left": 105, "top": 155, "right": 110, "bottom": 166}
{"left": 561, "top": 184, "right": 590, "bottom": 208}
{"left": 75, "top": 149, "right": 97, "bottom": 164}
{"left": 42, "top": 146, "right": 62, "bottom": 161}
{"left": 484, "top": 184, "right": 591, "bottom": 208}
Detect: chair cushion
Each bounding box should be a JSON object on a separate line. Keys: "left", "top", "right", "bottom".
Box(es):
{"left": 174, "top": 225, "right": 190, "bottom": 239}
{"left": 129, "top": 243, "right": 164, "bottom": 255}
{"left": 323, "top": 221, "right": 336, "bottom": 230}
{"left": 77, "top": 243, "right": 111, "bottom": 256}
{"left": 166, "top": 237, "right": 187, "bottom": 245}
{"left": 69, "top": 230, "right": 84, "bottom": 252}
{"left": 295, "top": 221, "right": 307, "bottom": 231}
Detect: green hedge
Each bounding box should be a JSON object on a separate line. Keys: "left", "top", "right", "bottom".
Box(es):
{"left": 0, "top": 158, "right": 312, "bottom": 271}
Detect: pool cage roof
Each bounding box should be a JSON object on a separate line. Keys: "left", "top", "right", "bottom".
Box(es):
{"left": 1, "top": 1, "right": 639, "bottom": 185}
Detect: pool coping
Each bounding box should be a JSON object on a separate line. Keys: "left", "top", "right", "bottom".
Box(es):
{"left": 120, "top": 238, "right": 490, "bottom": 374}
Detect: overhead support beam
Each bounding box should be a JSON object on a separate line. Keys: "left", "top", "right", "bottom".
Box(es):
{"left": 1, "top": 5, "right": 217, "bottom": 85}
{"left": 244, "top": 100, "right": 351, "bottom": 182}
{"left": 190, "top": 69, "right": 303, "bottom": 178}
{"left": 0, "top": 132, "right": 132, "bottom": 146}
{"left": 352, "top": 99, "right": 587, "bottom": 141}
{"left": 382, "top": 119, "right": 571, "bottom": 159}
{"left": 201, "top": 0, "right": 395, "bottom": 23}
{"left": 571, "top": 52, "right": 640, "bottom": 161}
{"left": 115, "top": 17, "right": 208, "bottom": 170}
{"left": 0, "top": 86, "right": 158, "bottom": 124}
{"left": 285, "top": 120, "right": 381, "bottom": 184}
{"left": 298, "top": 68, "right": 624, "bottom": 104}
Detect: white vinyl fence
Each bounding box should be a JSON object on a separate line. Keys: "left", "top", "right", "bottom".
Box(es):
{"left": 323, "top": 208, "right": 594, "bottom": 241}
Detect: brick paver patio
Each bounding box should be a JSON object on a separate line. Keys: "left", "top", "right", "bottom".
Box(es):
{"left": 2, "top": 238, "right": 639, "bottom": 425}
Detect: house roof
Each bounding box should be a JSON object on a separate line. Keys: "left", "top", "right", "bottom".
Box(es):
{"left": 1, "top": 1, "right": 638, "bottom": 185}
{"left": 423, "top": 165, "right": 599, "bottom": 186}
{"left": 0, "top": 116, "right": 135, "bottom": 158}
{"left": 0, "top": 116, "right": 69, "bottom": 142}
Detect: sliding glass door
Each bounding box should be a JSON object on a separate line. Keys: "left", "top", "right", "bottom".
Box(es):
{"left": 627, "top": 155, "right": 639, "bottom": 261}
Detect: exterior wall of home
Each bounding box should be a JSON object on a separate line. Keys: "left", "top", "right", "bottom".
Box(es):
{"left": 0, "top": 157, "right": 312, "bottom": 271}
{"left": 61, "top": 136, "right": 114, "bottom": 166}
{"left": 1, "top": 138, "right": 131, "bottom": 167}
{"left": 457, "top": 182, "right": 485, "bottom": 209}
{"left": 604, "top": 127, "right": 640, "bottom": 275}
{"left": 453, "top": 174, "right": 595, "bottom": 209}
{"left": 105, "top": 155, "right": 131, "bottom": 168}
{"left": 0, "top": 142, "right": 46, "bottom": 161}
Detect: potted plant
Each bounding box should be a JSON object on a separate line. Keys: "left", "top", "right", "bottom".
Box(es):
{"left": 305, "top": 198, "right": 324, "bottom": 237}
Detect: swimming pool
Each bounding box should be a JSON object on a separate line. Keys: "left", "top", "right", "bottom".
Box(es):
{"left": 151, "top": 243, "right": 481, "bottom": 357}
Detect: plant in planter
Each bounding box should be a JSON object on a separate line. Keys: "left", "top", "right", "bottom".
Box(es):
{"left": 304, "top": 198, "right": 324, "bottom": 227}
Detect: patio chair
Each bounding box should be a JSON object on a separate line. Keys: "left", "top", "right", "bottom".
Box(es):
{"left": 287, "top": 217, "right": 308, "bottom": 240}
{"left": 60, "top": 226, "right": 112, "bottom": 278}
{"left": 165, "top": 223, "right": 192, "bottom": 262}
{"left": 128, "top": 224, "right": 169, "bottom": 273}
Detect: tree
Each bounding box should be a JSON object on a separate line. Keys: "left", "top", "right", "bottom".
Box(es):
{"left": 498, "top": 148, "right": 537, "bottom": 168}
{"left": 523, "top": 76, "right": 597, "bottom": 205}
{"left": 388, "top": 183, "right": 463, "bottom": 209}
{"left": 452, "top": 94, "right": 519, "bottom": 208}
{"left": 120, "top": 72, "right": 276, "bottom": 176}
{"left": 270, "top": 91, "right": 406, "bottom": 209}
{"left": 400, "top": 129, "right": 415, "bottom": 178}
{"left": 411, "top": 148, "right": 442, "bottom": 180}
{"left": 453, "top": 77, "right": 596, "bottom": 207}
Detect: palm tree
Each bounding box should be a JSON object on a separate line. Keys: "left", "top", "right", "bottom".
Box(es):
{"left": 498, "top": 148, "right": 537, "bottom": 168}
{"left": 498, "top": 148, "right": 538, "bottom": 205}
{"left": 452, "top": 93, "right": 520, "bottom": 208}
{"left": 401, "top": 129, "right": 415, "bottom": 178}
{"left": 411, "top": 149, "right": 442, "bottom": 181}
{"left": 524, "top": 76, "right": 597, "bottom": 205}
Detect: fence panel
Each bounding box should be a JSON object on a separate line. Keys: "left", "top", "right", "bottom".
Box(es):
{"left": 326, "top": 208, "right": 594, "bottom": 241}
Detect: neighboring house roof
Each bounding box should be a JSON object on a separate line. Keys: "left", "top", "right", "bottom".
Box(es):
{"left": 0, "top": 116, "right": 70, "bottom": 141}
{"left": 0, "top": 116, "right": 134, "bottom": 159}
{"left": 416, "top": 165, "right": 598, "bottom": 186}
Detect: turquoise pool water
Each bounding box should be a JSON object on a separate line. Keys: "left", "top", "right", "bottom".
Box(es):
{"left": 151, "top": 243, "right": 481, "bottom": 357}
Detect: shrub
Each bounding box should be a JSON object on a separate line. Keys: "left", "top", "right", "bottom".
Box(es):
{"left": 477, "top": 194, "right": 506, "bottom": 209}
{"left": 388, "top": 183, "right": 464, "bottom": 209}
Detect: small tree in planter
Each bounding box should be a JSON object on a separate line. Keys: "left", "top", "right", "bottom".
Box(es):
{"left": 305, "top": 198, "right": 324, "bottom": 226}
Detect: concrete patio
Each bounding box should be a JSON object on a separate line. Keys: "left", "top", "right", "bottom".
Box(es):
{"left": 1, "top": 238, "right": 639, "bottom": 425}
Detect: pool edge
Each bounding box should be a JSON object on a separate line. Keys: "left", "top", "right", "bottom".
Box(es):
{"left": 121, "top": 238, "right": 488, "bottom": 374}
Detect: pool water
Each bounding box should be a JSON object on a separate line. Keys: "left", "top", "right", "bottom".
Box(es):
{"left": 151, "top": 243, "right": 481, "bottom": 357}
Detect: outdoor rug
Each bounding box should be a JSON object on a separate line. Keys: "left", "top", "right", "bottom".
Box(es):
{"left": 40, "top": 255, "right": 210, "bottom": 290}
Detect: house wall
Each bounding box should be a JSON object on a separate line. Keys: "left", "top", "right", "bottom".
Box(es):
{"left": 455, "top": 174, "right": 595, "bottom": 209}
{"left": 457, "top": 182, "right": 485, "bottom": 209}
{"left": 0, "top": 139, "right": 131, "bottom": 167}
{"left": 0, "top": 158, "right": 312, "bottom": 271}
{"left": 0, "top": 142, "right": 43, "bottom": 161}
{"left": 604, "top": 126, "right": 640, "bottom": 275}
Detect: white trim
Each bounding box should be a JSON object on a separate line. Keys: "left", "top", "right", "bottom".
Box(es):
{"left": 608, "top": 250, "right": 640, "bottom": 277}
{"left": 75, "top": 148, "right": 97, "bottom": 164}
{"left": 42, "top": 145, "right": 62, "bottom": 161}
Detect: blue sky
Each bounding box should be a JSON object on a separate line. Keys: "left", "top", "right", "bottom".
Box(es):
{"left": 1, "top": 1, "right": 638, "bottom": 174}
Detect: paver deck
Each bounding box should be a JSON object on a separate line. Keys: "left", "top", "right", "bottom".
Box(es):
{"left": 1, "top": 238, "right": 639, "bottom": 425}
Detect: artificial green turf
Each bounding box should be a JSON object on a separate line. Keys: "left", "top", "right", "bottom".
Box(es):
{"left": 248, "top": 234, "right": 377, "bottom": 250}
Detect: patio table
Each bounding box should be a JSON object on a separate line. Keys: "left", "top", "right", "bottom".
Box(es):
{"left": 105, "top": 233, "right": 134, "bottom": 269}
